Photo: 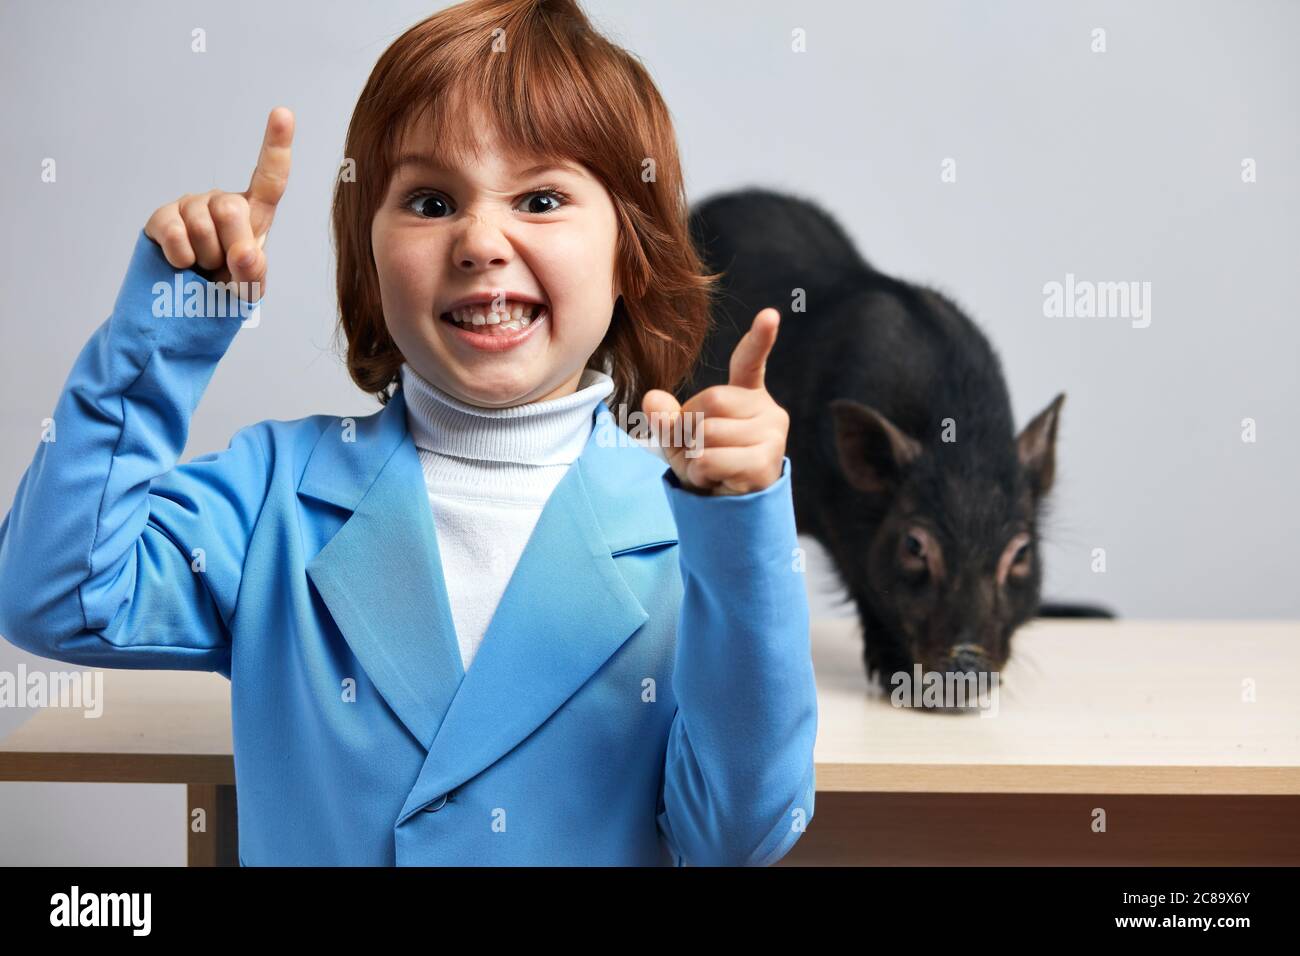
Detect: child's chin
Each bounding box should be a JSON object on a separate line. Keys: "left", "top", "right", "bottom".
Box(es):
{"left": 447, "top": 370, "right": 547, "bottom": 409}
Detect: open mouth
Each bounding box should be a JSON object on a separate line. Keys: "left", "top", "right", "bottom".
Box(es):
{"left": 438, "top": 303, "right": 549, "bottom": 336}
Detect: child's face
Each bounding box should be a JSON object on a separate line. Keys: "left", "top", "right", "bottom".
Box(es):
{"left": 371, "top": 110, "right": 622, "bottom": 408}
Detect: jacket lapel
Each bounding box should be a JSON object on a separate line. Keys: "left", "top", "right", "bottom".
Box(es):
{"left": 296, "top": 386, "right": 679, "bottom": 823}
{"left": 302, "top": 390, "right": 465, "bottom": 748}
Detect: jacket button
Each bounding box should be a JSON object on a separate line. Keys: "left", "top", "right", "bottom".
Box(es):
{"left": 422, "top": 792, "right": 449, "bottom": 812}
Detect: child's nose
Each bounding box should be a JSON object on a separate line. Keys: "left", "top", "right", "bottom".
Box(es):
{"left": 451, "top": 219, "right": 514, "bottom": 270}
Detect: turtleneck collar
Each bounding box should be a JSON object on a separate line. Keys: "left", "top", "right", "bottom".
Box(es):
{"left": 398, "top": 362, "right": 616, "bottom": 467}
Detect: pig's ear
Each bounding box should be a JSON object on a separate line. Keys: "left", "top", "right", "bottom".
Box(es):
{"left": 1017, "top": 392, "right": 1066, "bottom": 497}
{"left": 830, "top": 399, "right": 922, "bottom": 494}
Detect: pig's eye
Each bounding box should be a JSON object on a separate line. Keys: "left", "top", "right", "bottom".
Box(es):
{"left": 899, "top": 529, "right": 930, "bottom": 578}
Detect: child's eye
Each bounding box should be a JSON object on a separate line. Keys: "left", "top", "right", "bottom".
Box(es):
{"left": 401, "top": 186, "right": 571, "bottom": 219}
{"left": 519, "top": 188, "right": 570, "bottom": 214}
{"left": 403, "top": 190, "right": 452, "bottom": 219}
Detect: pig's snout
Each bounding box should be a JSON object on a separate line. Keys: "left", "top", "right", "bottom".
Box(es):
{"left": 944, "top": 643, "right": 992, "bottom": 674}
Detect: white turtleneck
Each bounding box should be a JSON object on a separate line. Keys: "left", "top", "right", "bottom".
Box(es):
{"left": 398, "top": 362, "right": 617, "bottom": 673}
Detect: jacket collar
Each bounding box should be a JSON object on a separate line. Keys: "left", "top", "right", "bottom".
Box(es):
{"left": 299, "top": 386, "right": 677, "bottom": 824}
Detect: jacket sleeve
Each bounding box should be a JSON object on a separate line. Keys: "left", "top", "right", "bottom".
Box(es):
{"left": 0, "top": 228, "right": 269, "bottom": 677}
{"left": 655, "top": 456, "right": 818, "bottom": 866}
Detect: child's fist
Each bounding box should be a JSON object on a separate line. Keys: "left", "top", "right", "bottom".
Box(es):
{"left": 643, "top": 308, "right": 790, "bottom": 496}
{"left": 143, "top": 106, "right": 294, "bottom": 299}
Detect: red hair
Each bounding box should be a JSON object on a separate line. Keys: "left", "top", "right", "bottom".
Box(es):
{"left": 330, "top": 0, "right": 720, "bottom": 413}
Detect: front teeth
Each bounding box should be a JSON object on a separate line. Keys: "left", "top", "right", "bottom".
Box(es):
{"left": 449, "top": 302, "right": 541, "bottom": 330}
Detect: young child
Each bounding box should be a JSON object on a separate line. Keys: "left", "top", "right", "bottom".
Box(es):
{"left": 0, "top": 0, "right": 816, "bottom": 866}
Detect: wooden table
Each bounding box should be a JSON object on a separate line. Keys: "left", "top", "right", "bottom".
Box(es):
{"left": 779, "top": 618, "right": 1300, "bottom": 865}
{"left": 0, "top": 668, "right": 235, "bottom": 865}
{"left": 2, "top": 619, "right": 1297, "bottom": 865}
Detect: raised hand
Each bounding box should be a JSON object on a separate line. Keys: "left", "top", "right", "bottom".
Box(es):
{"left": 642, "top": 308, "right": 790, "bottom": 496}
{"left": 143, "top": 106, "right": 295, "bottom": 297}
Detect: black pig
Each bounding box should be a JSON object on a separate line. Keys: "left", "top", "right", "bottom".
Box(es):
{"left": 679, "top": 188, "right": 1066, "bottom": 707}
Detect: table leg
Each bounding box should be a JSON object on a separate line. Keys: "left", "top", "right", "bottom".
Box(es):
{"left": 187, "top": 783, "right": 239, "bottom": 866}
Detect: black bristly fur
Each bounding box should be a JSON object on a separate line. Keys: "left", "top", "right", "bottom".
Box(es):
{"left": 679, "top": 188, "right": 1067, "bottom": 702}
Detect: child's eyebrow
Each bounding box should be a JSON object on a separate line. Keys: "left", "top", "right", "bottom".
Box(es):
{"left": 393, "top": 154, "right": 583, "bottom": 179}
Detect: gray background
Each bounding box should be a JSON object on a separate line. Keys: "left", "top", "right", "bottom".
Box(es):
{"left": 1, "top": 0, "right": 1295, "bottom": 863}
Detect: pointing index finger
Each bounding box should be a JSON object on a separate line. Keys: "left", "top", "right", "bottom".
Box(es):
{"left": 245, "top": 107, "right": 295, "bottom": 228}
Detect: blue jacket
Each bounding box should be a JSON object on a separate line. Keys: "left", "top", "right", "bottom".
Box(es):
{"left": 0, "top": 230, "right": 818, "bottom": 866}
